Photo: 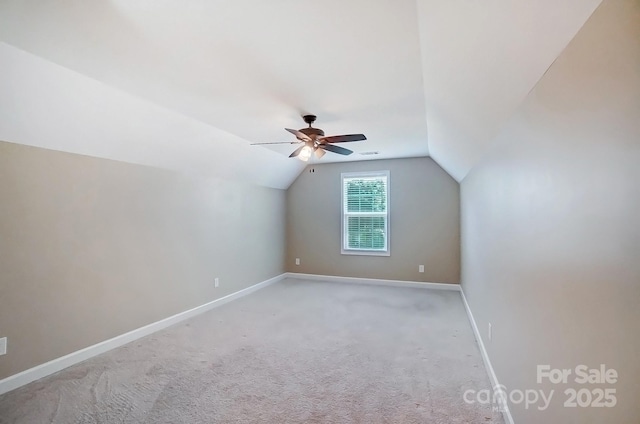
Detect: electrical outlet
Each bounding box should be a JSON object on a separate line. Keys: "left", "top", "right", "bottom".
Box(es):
{"left": 295, "top": 258, "right": 300, "bottom": 266}
{"left": 214, "top": 277, "right": 219, "bottom": 288}
{"left": 418, "top": 265, "right": 424, "bottom": 273}
{"left": 0, "top": 337, "right": 6, "bottom": 355}
{"left": 488, "top": 323, "right": 492, "bottom": 342}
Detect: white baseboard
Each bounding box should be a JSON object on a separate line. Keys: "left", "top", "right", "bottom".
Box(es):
{"left": 0, "top": 273, "right": 286, "bottom": 396}
{"left": 460, "top": 288, "right": 515, "bottom": 424}
{"left": 286, "top": 272, "right": 461, "bottom": 291}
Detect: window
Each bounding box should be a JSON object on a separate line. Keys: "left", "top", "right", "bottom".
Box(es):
{"left": 341, "top": 171, "right": 390, "bottom": 256}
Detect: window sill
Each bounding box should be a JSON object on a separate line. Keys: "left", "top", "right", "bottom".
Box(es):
{"left": 341, "top": 249, "right": 390, "bottom": 257}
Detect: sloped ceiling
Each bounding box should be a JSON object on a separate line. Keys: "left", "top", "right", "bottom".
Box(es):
{"left": 0, "top": 0, "right": 602, "bottom": 187}
{"left": 0, "top": 42, "right": 304, "bottom": 189}
{"left": 416, "top": 0, "right": 602, "bottom": 181}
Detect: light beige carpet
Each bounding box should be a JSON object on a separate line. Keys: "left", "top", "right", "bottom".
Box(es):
{"left": 0, "top": 278, "right": 504, "bottom": 423}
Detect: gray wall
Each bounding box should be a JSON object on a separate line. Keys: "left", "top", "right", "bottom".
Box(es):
{"left": 461, "top": 0, "right": 640, "bottom": 422}
{"left": 0, "top": 141, "right": 286, "bottom": 379}
{"left": 286, "top": 157, "right": 460, "bottom": 283}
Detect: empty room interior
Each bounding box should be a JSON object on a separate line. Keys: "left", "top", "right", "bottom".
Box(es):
{"left": 0, "top": 1, "right": 638, "bottom": 423}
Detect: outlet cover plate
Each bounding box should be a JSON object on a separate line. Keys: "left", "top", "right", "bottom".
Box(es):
{"left": 0, "top": 337, "right": 6, "bottom": 355}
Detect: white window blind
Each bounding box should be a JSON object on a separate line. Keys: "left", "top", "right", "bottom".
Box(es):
{"left": 341, "top": 171, "right": 390, "bottom": 255}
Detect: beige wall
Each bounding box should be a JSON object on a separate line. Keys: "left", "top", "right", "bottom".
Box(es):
{"left": 0, "top": 141, "right": 286, "bottom": 379}
{"left": 461, "top": 0, "right": 640, "bottom": 422}
{"left": 286, "top": 157, "right": 460, "bottom": 283}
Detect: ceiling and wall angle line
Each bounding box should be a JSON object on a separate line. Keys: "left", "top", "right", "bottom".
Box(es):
{"left": 0, "top": 0, "right": 603, "bottom": 189}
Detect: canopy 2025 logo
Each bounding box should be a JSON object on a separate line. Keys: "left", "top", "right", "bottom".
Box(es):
{"left": 463, "top": 364, "right": 618, "bottom": 411}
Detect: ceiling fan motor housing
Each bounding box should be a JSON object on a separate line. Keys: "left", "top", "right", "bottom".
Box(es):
{"left": 300, "top": 114, "right": 324, "bottom": 139}
{"left": 300, "top": 127, "right": 325, "bottom": 139}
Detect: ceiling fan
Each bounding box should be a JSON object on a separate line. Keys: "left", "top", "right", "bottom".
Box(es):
{"left": 251, "top": 115, "right": 366, "bottom": 161}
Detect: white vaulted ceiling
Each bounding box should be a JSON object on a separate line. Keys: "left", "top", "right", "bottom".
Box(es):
{"left": 416, "top": 0, "right": 602, "bottom": 180}
{"left": 0, "top": 0, "right": 602, "bottom": 187}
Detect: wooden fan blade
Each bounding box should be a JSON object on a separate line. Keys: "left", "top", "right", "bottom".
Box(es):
{"left": 315, "top": 147, "right": 326, "bottom": 158}
{"left": 250, "top": 141, "right": 300, "bottom": 145}
{"left": 318, "top": 134, "right": 366, "bottom": 143}
{"left": 321, "top": 144, "right": 353, "bottom": 156}
{"left": 285, "top": 128, "right": 312, "bottom": 142}
{"left": 289, "top": 145, "right": 306, "bottom": 158}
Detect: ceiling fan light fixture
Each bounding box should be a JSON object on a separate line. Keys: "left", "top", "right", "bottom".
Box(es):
{"left": 299, "top": 145, "right": 313, "bottom": 162}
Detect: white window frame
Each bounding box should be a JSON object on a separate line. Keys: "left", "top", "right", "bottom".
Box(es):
{"left": 341, "top": 170, "right": 390, "bottom": 256}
